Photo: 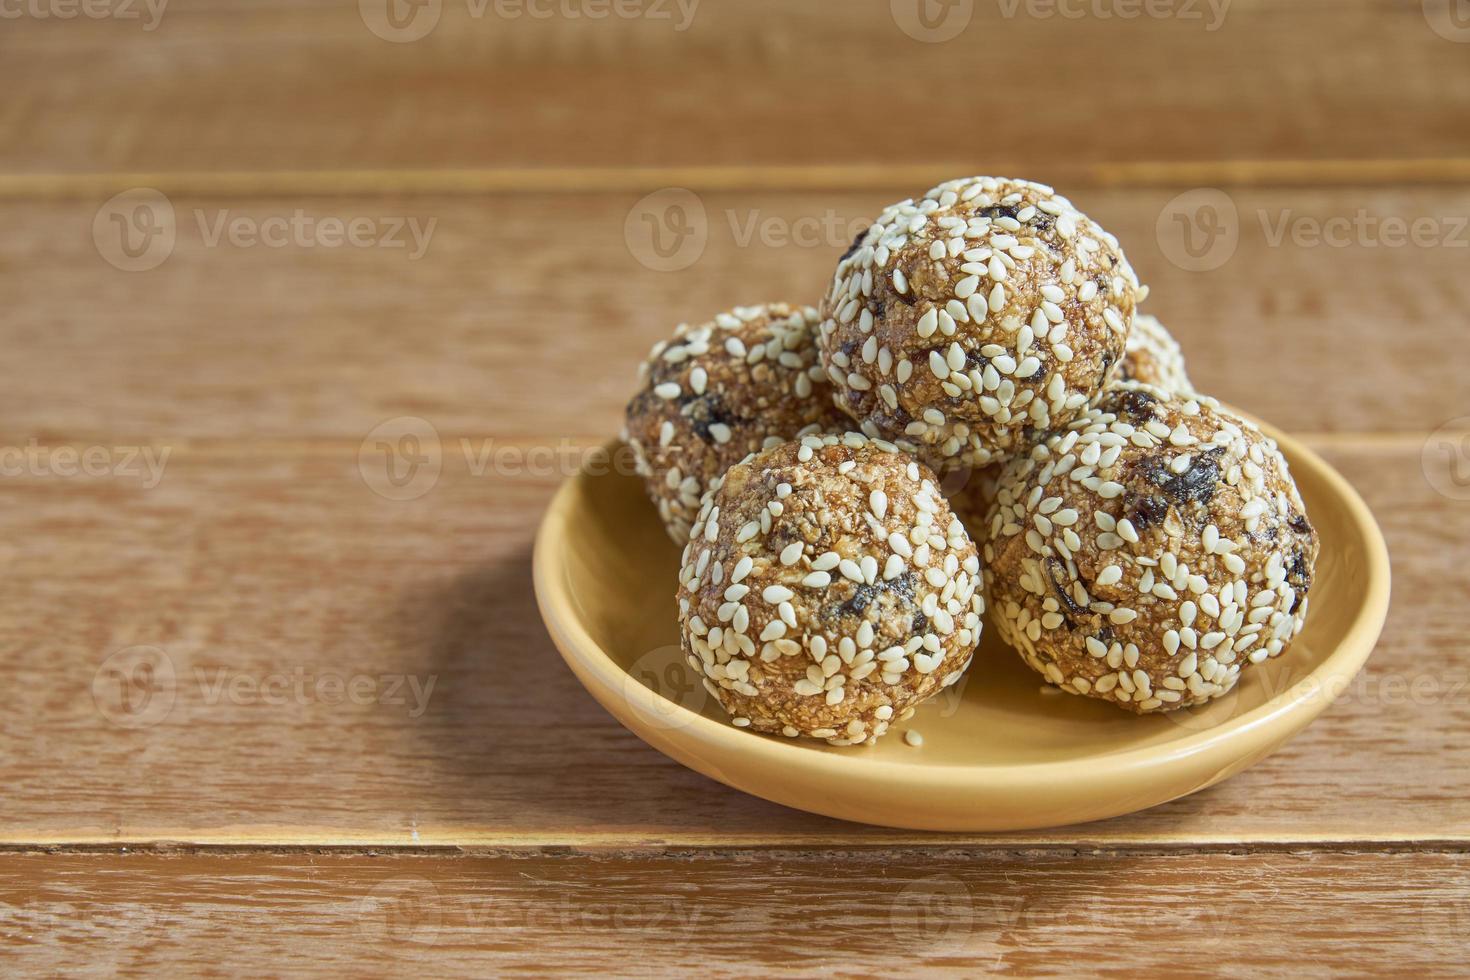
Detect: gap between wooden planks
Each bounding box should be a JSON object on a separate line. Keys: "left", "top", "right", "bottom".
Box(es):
{"left": 3, "top": 158, "right": 1470, "bottom": 200}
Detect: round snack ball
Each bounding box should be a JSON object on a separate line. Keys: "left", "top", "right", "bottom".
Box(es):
{"left": 625, "top": 303, "right": 850, "bottom": 544}
{"left": 982, "top": 382, "right": 1318, "bottom": 713}
{"left": 676, "top": 432, "right": 985, "bottom": 745}
{"left": 1117, "top": 313, "right": 1193, "bottom": 395}
{"left": 818, "top": 176, "right": 1144, "bottom": 472}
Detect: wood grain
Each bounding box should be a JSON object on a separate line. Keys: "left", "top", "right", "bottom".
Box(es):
{"left": 3, "top": 0, "right": 1467, "bottom": 966}
{"left": 1, "top": 848, "right": 1466, "bottom": 975}
{"left": 4, "top": 1, "right": 1469, "bottom": 175}
{"left": 0, "top": 438, "right": 1460, "bottom": 846}
{"left": 4, "top": 186, "right": 1469, "bottom": 447}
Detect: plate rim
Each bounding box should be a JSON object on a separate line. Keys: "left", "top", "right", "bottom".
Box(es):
{"left": 533, "top": 413, "right": 1391, "bottom": 792}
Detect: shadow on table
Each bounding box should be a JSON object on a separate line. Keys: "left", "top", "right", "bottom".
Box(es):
{"left": 397, "top": 543, "right": 845, "bottom": 833}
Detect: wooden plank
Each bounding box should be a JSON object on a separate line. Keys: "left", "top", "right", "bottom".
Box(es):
{"left": 0, "top": 848, "right": 1466, "bottom": 975}
{"left": 3, "top": 1, "right": 1469, "bottom": 174}
{"left": 0, "top": 438, "right": 1460, "bottom": 846}
{"left": 3, "top": 186, "right": 1469, "bottom": 444}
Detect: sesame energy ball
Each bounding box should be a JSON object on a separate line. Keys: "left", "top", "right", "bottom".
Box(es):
{"left": 1117, "top": 313, "right": 1193, "bottom": 395}
{"left": 983, "top": 382, "right": 1318, "bottom": 713}
{"left": 677, "top": 434, "right": 985, "bottom": 745}
{"left": 625, "top": 303, "right": 849, "bottom": 544}
{"left": 818, "top": 176, "right": 1143, "bottom": 472}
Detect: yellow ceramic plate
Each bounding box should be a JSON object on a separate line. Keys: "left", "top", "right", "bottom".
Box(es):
{"left": 533, "top": 417, "right": 1390, "bottom": 831}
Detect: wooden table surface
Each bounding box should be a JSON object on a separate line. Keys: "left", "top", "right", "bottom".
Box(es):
{"left": 5, "top": 0, "right": 1470, "bottom": 973}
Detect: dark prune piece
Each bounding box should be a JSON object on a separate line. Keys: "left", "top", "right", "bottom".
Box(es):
{"left": 835, "top": 573, "right": 916, "bottom": 621}
{"left": 685, "top": 395, "right": 737, "bottom": 444}
{"left": 1117, "top": 388, "right": 1159, "bottom": 422}
{"left": 1128, "top": 494, "right": 1170, "bottom": 532}
{"left": 1289, "top": 513, "right": 1312, "bottom": 535}
{"left": 1161, "top": 448, "right": 1223, "bottom": 505}
{"left": 976, "top": 204, "right": 1020, "bottom": 221}
{"left": 1044, "top": 557, "right": 1086, "bottom": 618}
{"left": 840, "top": 230, "right": 865, "bottom": 263}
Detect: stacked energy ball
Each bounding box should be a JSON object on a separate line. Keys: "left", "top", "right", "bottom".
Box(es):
{"left": 624, "top": 177, "right": 1317, "bottom": 744}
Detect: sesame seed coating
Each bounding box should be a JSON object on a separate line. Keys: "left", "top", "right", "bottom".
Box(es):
{"left": 677, "top": 433, "right": 985, "bottom": 745}
{"left": 817, "top": 176, "right": 1143, "bottom": 473}
{"left": 625, "top": 303, "right": 851, "bottom": 544}
{"left": 981, "top": 382, "right": 1318, "bottom": 713}
{"left": 1116, "top": 313, "right": 1193, "bottom": 395}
